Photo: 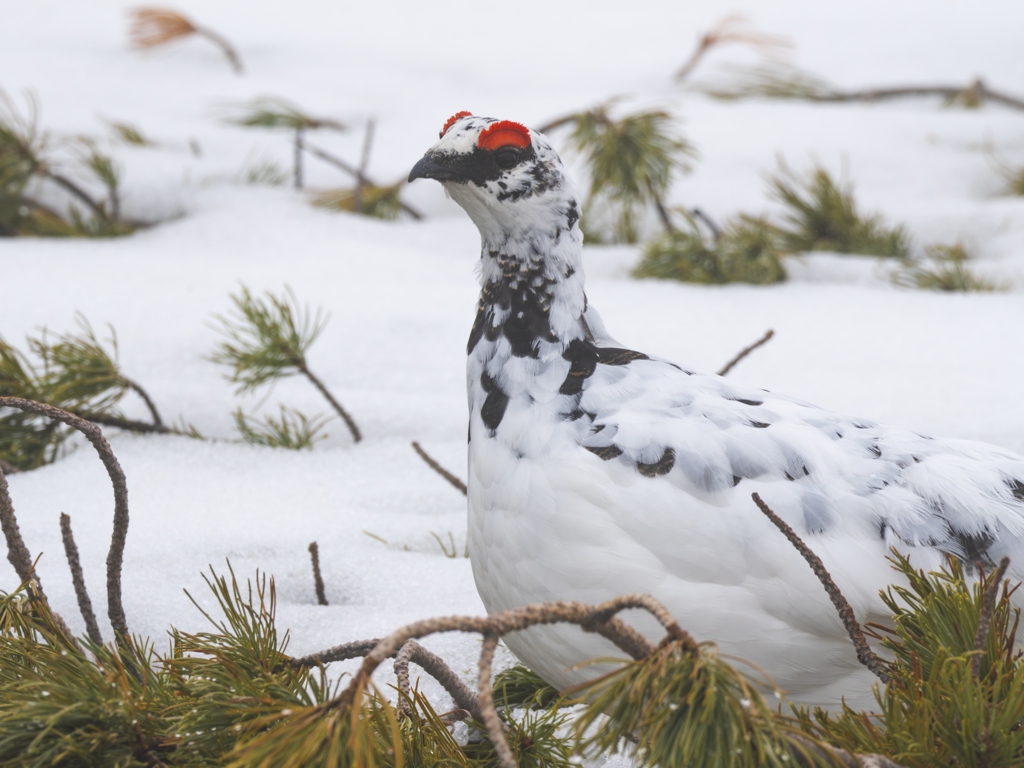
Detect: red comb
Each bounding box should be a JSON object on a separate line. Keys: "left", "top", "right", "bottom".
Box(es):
{"left": 478, "top": 120, "right": 531, "bottom": 151}
{"left": 440, "top": 111, "right": 472, "bottom": 138}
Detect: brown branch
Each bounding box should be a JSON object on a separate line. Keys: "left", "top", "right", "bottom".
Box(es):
{"left": 717, "top": 329, "right": 774, "bottom": 376}
{"left": 411, "top": 441, "right": 467, "bottom": 495}
{"left": 293, "top": 359, "right": 361, "bottom": 443}
{"left": 971, "top": 556, "right": 1010, "bottom": 680}
{"left": 301, "top": 140, "right": 423, "bottom": 220}
{"left": 674, "top": 15, "right": 790, "bottom": 84}
{"left": 122, "top": 378, "right": 163, "bottom": 428}
{"left": 60, "top": 513, "right": 103, "bottom": 645}
{"left": 0, "top": 460, "right": 83, "bottom": 652}
{"left": 39, "top": 169, "right": 110, "bottom": 222}
{"left": 0, "top": 460, "right": 37, "bottom": 585}
{"left": 393, "top": 639, "right": 484, "bottom": 722}
{"left": 478, "top": 631, "right": 515, "bottom": 768}
{"left": 193, "top": 26, "right": 244, "bottom": 74}
{"left": 751, "top": 492, "right": 891, "bottom": 684}
{"left": 0, "top": 397, "right": 131, "bottom": 647}
{"left": 293, "top": 128, "right": 304, "bottom": 189}
{"left": 308, "top": 541, "right": 328, "bottom": 606}
{"left": 74, "top": 411, "right": 172, "bottom": 434}
{"left": 353, "top": 118, "right": 376, "bottom": 215}
{"left": 810, "top": 79, "right": 1024, "bottom": 111}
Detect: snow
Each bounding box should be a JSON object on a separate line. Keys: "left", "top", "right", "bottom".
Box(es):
{"left": 1, "top": 0, "right": 1024, "bottom": 759}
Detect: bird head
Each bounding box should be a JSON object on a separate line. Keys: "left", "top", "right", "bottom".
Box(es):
{"left": 408, "top": 112, "right": 581, "bottom": 248}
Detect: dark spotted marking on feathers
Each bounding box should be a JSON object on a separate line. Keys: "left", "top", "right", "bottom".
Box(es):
{"left": 586, "top": 444, "right": 623, "bottom": 460}
{"left": 637, "top": 448, "right": 675, "bottom": 478}
{"left": 597, "top": 348, "right": 650, "bottom": 366}
{"left": 802, "top": 465, "right": 810, "bottom": 476}
{"left": 592, "top": 424, "right": 606, "bottom": 433}
{"left": 727, "top": 397, "right": 763, "bottom": 406}
{"left": 565, "top": 408, "right": 586, "bottom": 421}
{"left": 732, "top": 475, "right": 742, "bottom": 487}
{"left": 559, "top": 339, "right": 600, "bottom": 395}
{"left": 1008, "top": 479, "right": 1024, "bottom": 501}
{"left": 565, "top": 199, "right": 579, "bottom": 230}
{"left": 952, "top": 529, "right": 996, "bottom": 567}
{"left": 749, "top": 421, "right": 770, "bottom": 429}
{"left": 479, "top": 371, "right": 509, "bottom": 432}
{"left": 868, "top": 445, "right": 882, "bottom": 457}
{"left": 784, "top": 471, "right": 795, "bottom": 481}
{"left": 565, "top": 266, "right": 575, "bottom": 278}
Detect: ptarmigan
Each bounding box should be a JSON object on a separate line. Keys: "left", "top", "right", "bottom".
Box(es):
{"left": 408, "top": 112, "right": 1024, "bottom": 709}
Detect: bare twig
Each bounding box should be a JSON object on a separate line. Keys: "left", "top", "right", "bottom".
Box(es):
{"left": 60, "top": 513, "right": 103, "bottom": 645}
{"left": 301, "top": 140, "right": 423, "bottom": 220}
{"left": 394, "top": 639, "right": 484, "bottom": 722}
{"left": 675, "top": 15, "right": 790, "bottom": 83}
{"left": 690, "top": 207, "right": 722, "bottom": 240}
{"left": 123, "top": 378, "right": 163, "bottom": 428}
{"left": 308, "top": 541, "right": 328, "bottom": 606}
{"left": 352, "top": 118, "right": 376, "bottom": 215}
{"left": 411, "top": 441, "right": 467, "bottom": 495}
{"left": 193, "top": 25, "right": 243, "bottom": 74}
{"left": 812, "top": 79, "right": 1024, "bottom": 111}
{"left": 479, "top": 632, "right": 515, "bottom": 768}
{"left": 0, "top": 459, "right": 37, "bottom": 585}
{"left": 751, "top": 492, "right": 891, "bottom": 684}
{"left": 971, "top": 556, "right": 1010, "bottom": 680}
{"left": 293, "top": 359, "right": 361, "bottom": 443}
{"left": 128, "top": 8, "right": 243, "bottom": 74}
{"left": 0, "top": 397, "right": 131, "bottom": 646}
{"left": 74, "top": 411, "right": 172, "bottom": 434}
{"left": 717, "top": 329, "right": 774, "bottom": 376}
{"left": 40, "top": 169, "right": 110, "bottom": 222}
{"left": 293, "top": 128, "right": 304, "bottom": 189}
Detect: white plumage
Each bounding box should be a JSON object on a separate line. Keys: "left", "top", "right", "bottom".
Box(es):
{"left": 408, "top": 114, "right": 1024, "bottom": 709}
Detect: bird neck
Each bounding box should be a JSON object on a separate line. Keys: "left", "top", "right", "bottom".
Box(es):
{"left": 468, "top": 219, "right": 588, "bottom": 361}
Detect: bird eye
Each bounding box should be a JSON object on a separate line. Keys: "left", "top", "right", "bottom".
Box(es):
{"left": 494, "top": 147, "right": 520, "bottom": 170}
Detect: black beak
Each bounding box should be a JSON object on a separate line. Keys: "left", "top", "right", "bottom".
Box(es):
{"left": 408, "top": 153, "right": 466, "bottom": 183}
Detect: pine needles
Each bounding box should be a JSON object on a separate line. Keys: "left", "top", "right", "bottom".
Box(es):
{"left": 210, "top": 285, "right": 362, "bottom": 444}
{"left": 796, "top": 553, "right": 1024, "bottom": 768}
{"left": 891, "top": 243, "right": 1007, "bottom": 292}
{"left": 128, "top": 7, "right": 244, "bottom": 74}
{"left": 0, "top": 315, "right": 166, "bottom": 471}
{"left": 0, "top": 91, "right": 134, "bottom": 238}
{"left": 634, "top": 214, "right": 787, "bottom": 284}
{"left": 554, "top": 105, "right": 694, "bottom": 243}
{"left": 767, "top": 161, "right": 909, "bottom": 257}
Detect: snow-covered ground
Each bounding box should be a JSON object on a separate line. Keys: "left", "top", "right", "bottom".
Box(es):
{"left": 2, "top": 0, "right": 1024, "bottom": 753}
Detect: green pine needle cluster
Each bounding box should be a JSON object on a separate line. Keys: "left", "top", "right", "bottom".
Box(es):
{"left": 211, "top": 285, "right": 362, "bottom": 445}
{"left": 0, "top": 315, "right": 149, "bottom": 470}
{"left": 567, "top": 106, "right": 695, "bottom": 243}
{"left": 797, "top": 552, "right": 1024, "bottom": 768}
{"left": 234, "top": 406, "right": 330, "bottom": 450}
{"left": 310, "top": 184, "right": 404, "bottom": 220}
{"left": 767, "top": 162, "right": 909, "bottom": 257}
{"left": 225, "top": 97, "right": 346, "bottom": 133}
{"left": 210, "top": 285, "right": 326, "bottom": 395}
{"left": 493, "top": 664, "right": 564, "bottom": 709}
{"left": 891, "top": 243, "right": 1007, "bottom": 292}
{"left": 634, "top": 215, "right": 787, "bottom": 285}
{"left": 106, "top": 120, "right": 155, "bottom": 147}
{"left": 0, "top": 92, "right": 133, "bottom": 238}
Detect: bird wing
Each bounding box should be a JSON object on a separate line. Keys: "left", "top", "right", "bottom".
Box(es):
{"left": 574, "top": 346, "right": 1024, "bottom": 576}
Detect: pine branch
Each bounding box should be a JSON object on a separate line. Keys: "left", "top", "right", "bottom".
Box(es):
{"left": 393, "top": 639, "right": 484, "bottom": 722}
{"left": 293, "top": 358, "right": 361, "bottom": 443}
{"left": 60, "top": 512, "right": 103, "bottom": 645}
{"left": 751, "top": 492, "right": 891, "bottom": 684}
{"left": 411, "top": 441, "right": 467, "bottom": 495}
{"left": 0, "top": 397, "right": 131, "bottom": 649}
{"left": 718, "top": 329, "right": 774, "bottom": 376}
{"left": 478, "top": 632, "right": 513, "bottom": 768}
{"left": 0, "top": 454, "right": 36, "bottom": 585}
{"left": 307, "top": 541, "right": 328, "bottom": 606}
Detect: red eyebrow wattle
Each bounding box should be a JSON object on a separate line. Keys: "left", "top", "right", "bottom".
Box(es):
{"left": 477, "top": 120, "right": 530, "bottom": 150}
{"left": 440, "top": 111, "right": 472, "bottom": 138}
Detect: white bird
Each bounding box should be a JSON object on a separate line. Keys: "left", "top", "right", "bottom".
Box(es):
{"left": 408, "top": 112, "right": 1024, "bottom": 709}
